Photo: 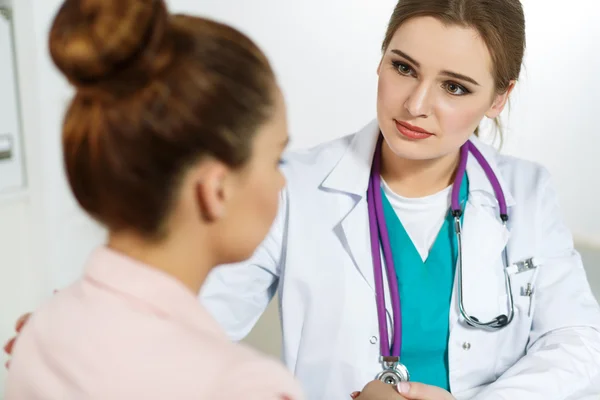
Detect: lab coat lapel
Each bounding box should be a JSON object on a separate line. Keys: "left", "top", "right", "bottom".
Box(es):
{"left": 339, "top": 199, "right": 375, "bottom": 288}
{"left": 321, "top": 120, "right": 396, "bottom": 319}
{"left": 321, "top": 119, "right": 378, "bottom": 287}
{"left": 339, "top": 199, "right": 396, "bottom": 329}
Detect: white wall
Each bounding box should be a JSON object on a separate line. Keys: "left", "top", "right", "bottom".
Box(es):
{"left": 500, "top": 0, "right": 600, "bottom": 246}
{"left": 1, "top": 0, "right": 599, "bottom": 394}
{"left": 181, "top": 0, "right": 600, "bottom": 244}
{"left": 0, "top": 0, "right": 50, "bottom": 395}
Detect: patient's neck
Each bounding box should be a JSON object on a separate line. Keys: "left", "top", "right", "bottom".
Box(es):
{"left": 107, "top": 230, "right": 213, "bottom": 294}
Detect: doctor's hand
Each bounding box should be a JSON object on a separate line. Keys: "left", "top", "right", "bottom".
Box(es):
{"left": 351, "top": 381, "right": 455, "bottom": 400}
{"left": 393, "top": 382, "right": 455, "bottom": 400}
{"left": 351, "top": 380, "right": 407, "bottom": 400}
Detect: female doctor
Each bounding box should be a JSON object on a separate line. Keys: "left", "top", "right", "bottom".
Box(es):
{"left": 5, "top": 0, "right": 600, "bottom": 399}
{"left": 198, "top": 0, "right": 600, "bottom": 399}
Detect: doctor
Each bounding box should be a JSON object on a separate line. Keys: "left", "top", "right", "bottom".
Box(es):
{"left": 199, "top": 0, "right": 600, "bottom": 399}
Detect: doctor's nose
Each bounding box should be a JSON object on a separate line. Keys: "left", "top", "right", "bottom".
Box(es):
{"left": 404, "top": 83, "right": 433, "bottom": 118}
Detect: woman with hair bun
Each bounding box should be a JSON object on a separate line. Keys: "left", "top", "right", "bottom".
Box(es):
{"left": 4, "top": 0, "right": 305, "bottom": 398}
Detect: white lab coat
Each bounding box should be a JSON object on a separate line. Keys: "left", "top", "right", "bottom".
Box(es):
{"left": 200, "top": 119, "right": 600, "bottom": 399}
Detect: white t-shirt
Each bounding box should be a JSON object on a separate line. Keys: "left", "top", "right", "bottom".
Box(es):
{"left": 381, "top": 179, "right": 452, "bottom": 262}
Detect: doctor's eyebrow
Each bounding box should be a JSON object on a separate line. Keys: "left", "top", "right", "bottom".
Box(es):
{"left": 390, "top": 48, "right": 481, "bottom": 86}
{"left": 391, "top": 49, "right": 421, "bottom": 67}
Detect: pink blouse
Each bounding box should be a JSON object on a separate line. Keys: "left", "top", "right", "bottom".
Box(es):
{"left": 5, "top": 247, "right": 303, "bottom": 400}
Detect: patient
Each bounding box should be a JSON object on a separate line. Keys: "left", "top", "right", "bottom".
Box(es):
{"left": 4, "top": 0, "right": 302, "bottom": 398}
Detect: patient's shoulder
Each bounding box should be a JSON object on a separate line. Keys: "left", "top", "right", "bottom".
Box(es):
{"left": 145, "top": 333, "right": 304, "bottom": 399}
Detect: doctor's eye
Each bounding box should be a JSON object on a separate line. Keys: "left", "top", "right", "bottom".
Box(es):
{"left": 442, "top": 81, "right": 470, "bottom": 96}
{"left": 391, "top": 61, "right": 415, "bottom": 77}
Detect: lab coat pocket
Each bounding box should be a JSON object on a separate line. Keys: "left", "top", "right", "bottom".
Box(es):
{"left": 504, "top": 265, "right": 539, "bottom": 318}
{"left": 493, "top": 265, "right": 540, "bottom": 377}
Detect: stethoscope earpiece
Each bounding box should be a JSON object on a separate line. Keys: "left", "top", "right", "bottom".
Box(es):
{"left": 465, "top": 316, "right": 478, "bottom": 328}
{"left": 495, "top": 314, "right": 509, "bottom": 327}
{"left": 466, "top": 314, "right": 509, "bottom": 330}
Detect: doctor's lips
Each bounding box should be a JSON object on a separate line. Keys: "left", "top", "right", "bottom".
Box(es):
{"left": 394, "top": 120, "right": 434, "bottom": 140}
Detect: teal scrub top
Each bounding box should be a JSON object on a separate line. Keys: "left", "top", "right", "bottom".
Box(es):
{"left": 380, "top": 174, "right": 469, "bottom": 391}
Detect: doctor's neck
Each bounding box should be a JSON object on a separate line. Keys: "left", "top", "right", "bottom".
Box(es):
{"left": 380, "top": 140, "right": 460, "bottom": 198}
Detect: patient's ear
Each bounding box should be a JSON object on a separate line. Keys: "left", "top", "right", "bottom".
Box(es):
{"left": 193, "top": 162, "right": 229, "bottom": 222}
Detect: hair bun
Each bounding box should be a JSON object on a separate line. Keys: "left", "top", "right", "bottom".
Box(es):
{"left": 49, "top": 0, "right": 172, "bottom": 94}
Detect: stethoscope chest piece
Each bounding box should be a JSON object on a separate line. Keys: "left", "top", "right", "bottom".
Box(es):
{"left": 376, "top": 357, "right": 410, "bottom": 385}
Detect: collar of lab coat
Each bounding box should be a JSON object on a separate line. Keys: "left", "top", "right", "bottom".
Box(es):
{"left": 83, "top": 246, "right": 224, "bottom": 338}
{"left": 320, "top": 118, "right": 516, "bottom": 208}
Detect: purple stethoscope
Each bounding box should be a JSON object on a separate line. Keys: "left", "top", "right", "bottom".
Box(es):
{"left": 367, "top": 135, "right": 515, "bottom": 385}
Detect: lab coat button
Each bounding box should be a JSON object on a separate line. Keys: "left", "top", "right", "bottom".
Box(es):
{"left": 462, "top": 342, "right": 471, "bottom": 350}
{"left": 370, "top": 336, "right": 378, "bottom": 344}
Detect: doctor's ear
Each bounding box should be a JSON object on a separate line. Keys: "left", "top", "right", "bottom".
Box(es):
{"left": 194, "top": 163, "right": 230, "bottom": 222}
{"left": 485, "top": 80, "right": 516, "bottom": 119}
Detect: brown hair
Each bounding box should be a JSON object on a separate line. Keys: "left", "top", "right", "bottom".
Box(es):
{"left": 49, "top": 0, "right": 276, "bottom": 238}
{"left": 382, "top": 0, "right": 526, "bottom": 138}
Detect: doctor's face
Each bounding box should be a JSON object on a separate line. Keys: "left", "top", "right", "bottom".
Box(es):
{"left": 376, "top": 16, "right": 510, "bottom": 161}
